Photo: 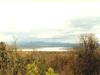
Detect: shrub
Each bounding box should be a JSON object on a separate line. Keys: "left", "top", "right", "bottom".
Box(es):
{"left": 46, "top": 67, "right": 58, "bottom": 75}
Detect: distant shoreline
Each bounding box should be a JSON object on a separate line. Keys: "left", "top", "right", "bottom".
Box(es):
{"left": 17, "top": 47, "right": 72, "bottom": 52}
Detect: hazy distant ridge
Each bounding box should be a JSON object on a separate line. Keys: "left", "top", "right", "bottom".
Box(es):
{"left": 18, "top": 41, "right": 76, "bottom": 48}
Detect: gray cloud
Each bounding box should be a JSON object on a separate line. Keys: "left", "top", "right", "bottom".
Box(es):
{"left": 51, "top": 17, "right": 100, "bottom": 42}
{"left": 1, "top": 17, "right": 100, "bottom": 43}
{"left": 70, "top": 17, "right": 100, "bottom": 31}
{"left": 62, "top": 17, "right": 100, "bottom": 37}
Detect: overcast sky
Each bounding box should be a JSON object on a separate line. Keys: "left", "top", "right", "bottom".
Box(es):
{"left": 0, "top": 0, "right": 100, "bottom": 43}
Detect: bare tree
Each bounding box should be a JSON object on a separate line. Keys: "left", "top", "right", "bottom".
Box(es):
{"left": 13, "top": 35, "right": 18, "bottom": 51}
{"left": 71, "top": 33, "right": 100, "bottom": 75}
{"left": 80, "top": 34, "right": 98, "bottom": 55}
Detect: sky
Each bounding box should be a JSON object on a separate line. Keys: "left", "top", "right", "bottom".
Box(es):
{"left": 0, "top": 0, "right": 100, "bottom": 43}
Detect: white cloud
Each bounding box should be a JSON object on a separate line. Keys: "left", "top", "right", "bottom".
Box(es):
{"left": 0, "top": 1, "right": 100, "bottom": 42}
{"left": 0, "top": 34, "right": 13, "bottom": 42}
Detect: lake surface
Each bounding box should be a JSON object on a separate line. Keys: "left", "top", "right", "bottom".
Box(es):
{"left": 18, "top": 47, "right": 69, "bottom": 52}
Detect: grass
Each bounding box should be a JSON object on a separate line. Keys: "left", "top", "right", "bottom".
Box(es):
{"left": 0, "top": 48, "right": 100, "bottom": 75}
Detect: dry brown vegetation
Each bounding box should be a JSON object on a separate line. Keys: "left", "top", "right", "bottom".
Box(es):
{"left": 13, "top": 51, "right": 77, "bottom": 75}
{"left": 0, "top": 33, "right": 100, "bottom": 75}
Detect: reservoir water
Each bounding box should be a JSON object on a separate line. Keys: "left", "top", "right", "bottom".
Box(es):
{"left": 18, "top": 47, "right": 69, "bottom": 52}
